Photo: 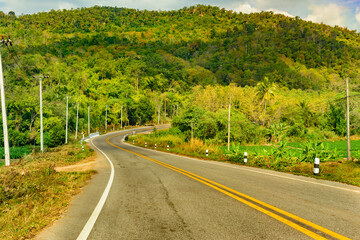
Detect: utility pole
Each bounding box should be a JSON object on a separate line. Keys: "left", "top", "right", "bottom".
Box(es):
{"left": 39, "top": 77, "right": 43, "bottom": 152}
{"left": 228, "top": 95, "right": 231, "bottom": 151}
{"left": 121, "top": 105, "right": 123, "bottom": 128}
{"left": 88, "top": 106, "right": 90, "bottom": 135}
{"left": 191, "top": 121, "right": 194, "bottom": 142}
{"left": 40, "top": 75, "right": 49, "bottom": 150}
{"left": 164, "top": 98, "right": 167, "bottom": 122}
{"left": 75, "top": 102, "right": 79, "bottom": 140}
{"left": 65, "top": 96, "right": 68, "bottom": 144}
{"left": 346, "top": 78, "right": 351, "bottom": 161}
{"left": 158, "top": 105, "right": 160, "bottom": 124}
{"left": 0, "top": 49, "right": 10, "bottom": 165}
{"left": 105, "top": 105, "right": 107, "bottom": 131}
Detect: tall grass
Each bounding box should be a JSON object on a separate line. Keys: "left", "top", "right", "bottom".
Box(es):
{"left": 128, "top": 131, "right": 224, "bottom": 160}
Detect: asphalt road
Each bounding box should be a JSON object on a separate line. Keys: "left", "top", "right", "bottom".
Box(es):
{"left": 36, "top": 126, "right": 360, "bottom": 240}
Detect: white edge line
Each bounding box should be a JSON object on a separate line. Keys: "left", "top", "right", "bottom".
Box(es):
{"left": 76, "top": 139, "right": 115, "bottom": 240}
{"left": 123, "top": 140, "right": 360, "bottom": 194}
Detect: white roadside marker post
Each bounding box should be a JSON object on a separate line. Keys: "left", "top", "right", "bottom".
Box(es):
{"left": 314, "top": 158, "right": 320, "bottom": 175}
{"left": 244, "top": 152, "right": 248, "bottom": 163}
{"left": 145, "top": 142, "right": 147, "bottom": 148}
{"left": 206, "top": 149, "right": 209, "bottom": 157}
{"left": 155, "top": 144, "right": 157, "bottom": 149}
{"left": 167, "top": 145, "right": 169, "bottom": 151}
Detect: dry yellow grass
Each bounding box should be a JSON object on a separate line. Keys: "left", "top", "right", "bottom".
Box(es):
{"left": 0, "top": 142, "right": 96, "bottom": 240}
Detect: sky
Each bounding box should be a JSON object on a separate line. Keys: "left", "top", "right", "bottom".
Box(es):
{"left": 0, "top": 0, "right": 359, "bottom": 31}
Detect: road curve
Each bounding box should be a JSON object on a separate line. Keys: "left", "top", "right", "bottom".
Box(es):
{"left": 36, "top": 127, "right": 360, "bottom": 240}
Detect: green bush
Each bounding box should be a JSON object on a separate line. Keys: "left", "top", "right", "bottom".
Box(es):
{"left": 326, "top": 104, "right": 346, "bottom": 136}
{"left": 286, "top": 123, "right": 306, "bottom": 138}
{"left": 216, "top": 109, "right": 264, "bottom": 144}
{"left": 47, "top": 125, "right": 65, "bottom": 147}
{"left": 8, "top": 129, "right": 30, "bottom": 147}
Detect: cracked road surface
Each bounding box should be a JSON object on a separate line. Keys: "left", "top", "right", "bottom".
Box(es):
{"left": 36, "top": 126, "right": 360, "bottom": 240}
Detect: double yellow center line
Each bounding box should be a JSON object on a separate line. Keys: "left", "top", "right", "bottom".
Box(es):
{"left": 106, "top": 134, "right": 350, "bottom": 240}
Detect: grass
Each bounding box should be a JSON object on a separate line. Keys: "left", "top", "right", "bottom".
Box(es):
{"left": 127, "top": 130, "right": 360, "bottom": 187}
{"left": 0, "top": 141, "right": 96, "bottom": 240}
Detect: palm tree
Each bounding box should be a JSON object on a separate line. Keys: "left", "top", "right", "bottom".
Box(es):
{"left": 256, "top": 77, "right": 277, "bottom": 115}
{"left": 297, "top": 100, "right": 313, "bottom": 127}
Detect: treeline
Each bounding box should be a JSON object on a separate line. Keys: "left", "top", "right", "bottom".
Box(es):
{"left": 173, "top": 85, "right": 350, "bottom": 145}
{"left": 0, "top": 5, "right": 358, "bottom": 148}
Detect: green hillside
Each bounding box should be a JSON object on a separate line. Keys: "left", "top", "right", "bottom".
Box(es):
{"left": 0, "top": 5, "right": 359, "bottom": 148}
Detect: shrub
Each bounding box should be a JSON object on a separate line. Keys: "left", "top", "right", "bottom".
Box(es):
{"left": 47, "top": 125, "right": 65, "bottom": 147}
{"left": 326, "top": 104, "right": 346, "bottom": 136}
{"left": 8, "top": 129, "right": 30, "bottom": 147}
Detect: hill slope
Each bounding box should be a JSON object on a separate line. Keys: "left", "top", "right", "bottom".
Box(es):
{"left": 0, "top": 5, "right": 358, "bottom": 147}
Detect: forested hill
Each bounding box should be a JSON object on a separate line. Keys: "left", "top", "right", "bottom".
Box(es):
{"left": 2, "top": 5, "right": 360, "bottom": 91}
{"left": 0, "top": 5, "right": 359, "bottom": 147}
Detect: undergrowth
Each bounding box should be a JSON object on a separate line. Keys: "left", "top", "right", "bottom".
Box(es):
{"left": 0, "top": 146, "right": 31, "bottom": 159}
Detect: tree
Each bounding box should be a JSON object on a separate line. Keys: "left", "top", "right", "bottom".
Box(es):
{"left": 326, "top": 104, "right": 346, "bottom": 136}
{"left": 256, "top": 77, "right": 277, "bottom": 115}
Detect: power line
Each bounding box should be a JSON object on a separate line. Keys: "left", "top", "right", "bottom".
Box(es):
{"left": 6, "top": 42, "right": 29, "bottom": 75}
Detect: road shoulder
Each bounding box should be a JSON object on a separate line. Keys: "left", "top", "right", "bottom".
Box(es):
{"left": 33, "top": 140, "right": 111, "bottom": 240}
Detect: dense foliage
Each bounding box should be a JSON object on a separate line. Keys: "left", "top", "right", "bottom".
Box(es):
{"left": 0, "top": 5, "right": 359, "bottom": 147}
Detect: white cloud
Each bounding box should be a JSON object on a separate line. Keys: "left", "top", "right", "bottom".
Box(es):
{"left": 356, "top": 7, "right": 360, "bottom": 25}
{"left": 305, "top": 4, "right": 347, "bottom": 27}
{"left": 255, "top": 0, "right": 313, "bottom": 10}
{"left": 266, "top": 8, "right": 294, "bottom": 18}
{"left": 234, "top": 3, "right": 259, "bottom": 14}
{"left": 234, "top": 2, "right": 293, "bottom": 17}
{"left": 58, "top": 2, "right": 77, "bottom": 10}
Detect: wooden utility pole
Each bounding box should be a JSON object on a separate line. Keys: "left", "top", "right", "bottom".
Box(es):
{"left": 228, "top": 95, "right": 231, "bottom": 151}
{"left": 346, "top": 78, "right": 351, "bottom": 161}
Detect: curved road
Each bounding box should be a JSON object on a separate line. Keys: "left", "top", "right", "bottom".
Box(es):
{"left": 36, "top": 127, "right": 360, "bottom": 240}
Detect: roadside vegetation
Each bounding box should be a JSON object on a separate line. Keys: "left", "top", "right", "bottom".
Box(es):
{"left": 128, "top": 128, "right": 360, "bottom": 187}
{"left": 0, "top": 141, "right": 95, "bottom": 240}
